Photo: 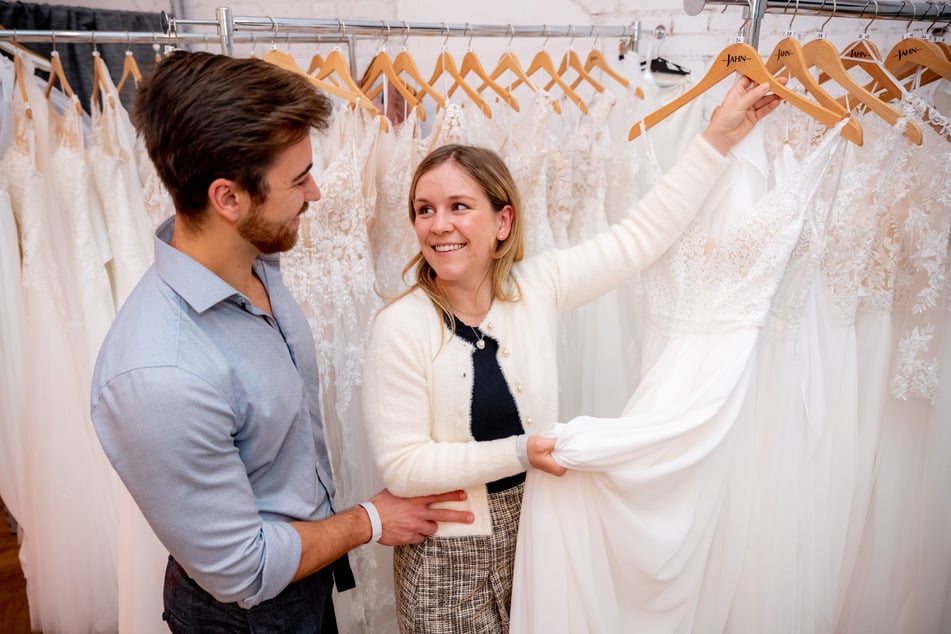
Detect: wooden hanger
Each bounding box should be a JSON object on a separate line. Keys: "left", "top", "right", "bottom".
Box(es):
{"left": 883, "top": 35, "right": 951, "bottom": 91}
{"left": 802, "top": 36, "right": 921, "bottom": 145}
{"left": 547, "top": 43, "right": 604, "bottom": 95}
{"left": 360, "top": 45, "right": 425, "bottom": 120}
{"left": 580, "top": 49, "right": 644, "bottom": 98}
{"left": 306, "top": 50, "right": 325, "bottom": 75}
{"left": 450, "top": 42, "right": 520, "bottom": 113}
{"left": 12, "top": 51, "right": 32, "bottom": 119}
{"left": 428, "top": 45, "right": 492, "bottom": 117}
{"left": 630, "top": 40, "right": 846, "bottom": 141}
{"left": 44, "top": 49, "right": 75, "bottom": 100}
{"left": 90, "top": 50, "right": 115, "bottom": 112}
{"left": 265, "top": 47, "right": 385, "bottom": 128}
{"left": 509, "top": 46, "right": 588, "bottom": 114}
{"left": 483, "top": 38, "right": 563, "bottom": 114}
{"left": 312, "top": 46, "right": 389, "bottom": 129}
{"left": 831, "top": 34, "right": 909, "bottom": 100}
{"left": 765, "top": 36, "right": 863, "bottom": 143}
{"left": 116, "top": 50, "right": 142, "bottom": 95}
{"left": 391, "top": 45, "right": 445, "bottom": 111}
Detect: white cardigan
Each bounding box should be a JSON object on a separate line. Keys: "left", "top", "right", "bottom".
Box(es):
{"left": 362, "top": 136, "right": 729, "bottom": 536}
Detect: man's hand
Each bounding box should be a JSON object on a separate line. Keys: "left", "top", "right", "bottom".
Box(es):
{"left": 370, "top": 489, "right": 474, "bottom": 546}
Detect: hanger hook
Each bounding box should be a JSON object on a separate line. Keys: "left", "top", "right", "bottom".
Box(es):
{"left": 507, "top": 24, "right": 515, "bottom": 49}
{"left": 738, "top": 15, "right": 751, "bottom": 41}
{"left": 567, "top": 24, "right": 576, "bottom": 49}
{"left": 863, "top": 0, "right": 879, "bottom": 34}
{"left": 542, "top": 24, "right": 550, "bottom": 49}
{"left": 820, "top": 0, "right": 837, "bottom": 32}
{"left": 589, "top": 24, "right": 600, "bottom": 49}
{"left": 51, "top": 30, "right": 57, "bottom": 52}
{"left": 926, "top": 2, "right": 945, "bottom": 36}
{"left": 900, "top": 1, "right": 916, "bottom": 36}
{"left": 786, "top": 0, "right": 800, "bottom": 32}
{"left": 465, "top": 23, "right": 473, "bottom": 50}
{"left": 337, "top": 18, "right": 346, "bottom": 36}
{"left": 91, "top": 31, "right": 98, "bottom": 54}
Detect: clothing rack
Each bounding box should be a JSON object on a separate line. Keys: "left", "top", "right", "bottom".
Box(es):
{"left": 685, "top": 0, "right": 951, "bottom": 49}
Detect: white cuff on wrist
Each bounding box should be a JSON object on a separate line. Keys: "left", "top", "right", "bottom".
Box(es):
{"left": 358, "top": 501, "right": 383, "bottom": 543}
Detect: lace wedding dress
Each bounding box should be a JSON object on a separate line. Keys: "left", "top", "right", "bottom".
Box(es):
{"left": 511, "top": 120, "right": 846, "bottom": 634}
{"left": 0, "top": 57, "right": 119, "bottom": 633}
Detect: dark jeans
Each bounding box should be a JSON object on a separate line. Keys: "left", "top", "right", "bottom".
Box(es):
{"left": 162, "top": 557, "right": 338, "bottom": 633}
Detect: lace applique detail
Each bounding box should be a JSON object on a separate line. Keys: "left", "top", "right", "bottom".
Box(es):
{"left": 420, "top": 103, "right": 467, "bottom": 153}
{"left": 891, "top": 324, "right": 939, "bottom": 402}
{"left": 135, "top": 136, "right": 175, "bottom": 229}
{"left": 764, "top": 113, "right": 847, "bottom": 339}
{"left": 886, "top": 95, "right": 951, "bottom": 401}
{"left": 283, "top": 108, "right": 382, "bottom": 420}
{"left": 821, "top": 115, "right": 906, "bottom": 325}
{"left": 507, "top": 91, "right": 556, "bottom": 256}
{"left": 645, "top": 123, "right": 846, "bottom": 333}
{"left": 567, "top": 91, "right": 615, "bottom": 244}
{"left": 370, "top": 112, "right": 421, "bottom": 297}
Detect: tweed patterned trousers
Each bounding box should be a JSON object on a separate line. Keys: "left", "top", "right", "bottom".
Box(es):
{"left": 393, "top": 484, "right": 524, "bottom": 633}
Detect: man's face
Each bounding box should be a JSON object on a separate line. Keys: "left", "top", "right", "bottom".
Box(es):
{"left": 237, "top": 135, "right": 320, "bottom": 254}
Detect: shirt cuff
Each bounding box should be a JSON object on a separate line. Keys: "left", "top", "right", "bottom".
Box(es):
{"left": 516, "top": 434, "right": 531, "bottom": 470}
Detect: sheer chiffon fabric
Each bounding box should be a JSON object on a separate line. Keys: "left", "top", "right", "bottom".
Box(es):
{"left": 511, "top": 121, "right": 847, "bottom": 633}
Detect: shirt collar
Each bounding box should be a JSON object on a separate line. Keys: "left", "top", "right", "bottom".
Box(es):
{"left": 153, "top": 216, "right": 246, "bottom": 314}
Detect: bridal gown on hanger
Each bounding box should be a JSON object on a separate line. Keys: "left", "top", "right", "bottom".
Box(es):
{"left": 0, "top": 56, "right": 119, "bottom": 633}
{"left": 837, "top": 94, "right": 951, "bottom": 634}
{"left": 89, "top": 62, "right": 170, "bottom": 634}
{"left": 283, "top": 105, "right": 394, "bottom": 633}
{"left": 370, "top": 110, "right": 421, "bottom": 297}
{"left": 510, "top": 118, "right": 847, "bottom": 634}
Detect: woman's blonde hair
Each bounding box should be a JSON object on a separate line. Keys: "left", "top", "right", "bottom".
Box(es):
{"left": 399, "top": 144, "right": 524, "bottom": 330}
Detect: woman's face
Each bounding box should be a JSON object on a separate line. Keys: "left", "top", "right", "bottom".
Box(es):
{"left": 412, "top": 161, "right": 512, "bottom": 293}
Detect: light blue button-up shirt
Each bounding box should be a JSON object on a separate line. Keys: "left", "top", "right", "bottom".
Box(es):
{"left": 91, "top": 217, "right": 335, "bottom": 608}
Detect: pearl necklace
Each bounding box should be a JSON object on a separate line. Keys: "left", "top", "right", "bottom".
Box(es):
{"left": 468, "top": 325, "right": 486, "bottom": 350}
{"left": 450, "top": 305, "right": 489, "bottom": 350}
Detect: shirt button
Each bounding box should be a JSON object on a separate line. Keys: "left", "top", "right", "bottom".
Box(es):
{"left": 486, "top": 322, "right": 494, "bottom": 330}
{"left": 502, "top": 348, "right": 510, "bottom": 357}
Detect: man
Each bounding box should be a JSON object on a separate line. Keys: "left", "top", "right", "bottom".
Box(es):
{"left": 90, "top": 50, "right": 472, "bottom": 632}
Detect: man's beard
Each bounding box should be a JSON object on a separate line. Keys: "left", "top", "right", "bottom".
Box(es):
{"left": 237, "top": 202, "right": 307, "bottom": 254}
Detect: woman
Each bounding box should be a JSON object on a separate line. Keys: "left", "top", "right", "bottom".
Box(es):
{"left": 363, "top": 76, "right": 783, "bottom": 633}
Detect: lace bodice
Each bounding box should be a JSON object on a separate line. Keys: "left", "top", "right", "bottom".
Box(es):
{"left": 644, "top": 121, "right": 846, "bottom": 333}
{"left": 370, "top": 112, "right": 421, "bottom": 297}
{"left": 508, "top": 91, "right": 556, "bottom": 256}
{"left": 283, "top": 107, "right": 382, "bottom": 418}
{"left": 821, "top": 113, "right": 907, "bottom": 326}
{"left": 567, "top": 91, "right": 615, "bottom": 244}
{"left": 888, "top": 93, "right": 951, "bottom": 402}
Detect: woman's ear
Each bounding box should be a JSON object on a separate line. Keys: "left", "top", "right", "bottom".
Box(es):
{"left": 207, "top": 178, "right": 243, "bottom": 224}
{"left": 497, "top": 205, "right": 514, "bottom": 240}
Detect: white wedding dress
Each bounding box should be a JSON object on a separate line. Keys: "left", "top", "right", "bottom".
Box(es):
{"left": 511, "top": 120, "right": 846, "bottom": 634}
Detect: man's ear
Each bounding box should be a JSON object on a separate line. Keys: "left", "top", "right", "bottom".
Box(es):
{"left": 207, "top": 178, "right": 243, "bottom": 224}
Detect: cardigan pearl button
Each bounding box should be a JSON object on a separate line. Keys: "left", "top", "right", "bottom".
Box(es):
{"left": 486, "top": 322, "right": 494, "bottom": 330}
{"left": 526, "top": 416, "right": 533, "bottom": 425}
{"left": 502, "top": 348, "right": 510, "bottom": 357}
{"left": 516, "top": 383, "right": 523, "bottom": 392}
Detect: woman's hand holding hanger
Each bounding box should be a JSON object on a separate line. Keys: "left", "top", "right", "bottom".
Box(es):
{"left": 702, "top": 74, "right": 787, "bottom": 156}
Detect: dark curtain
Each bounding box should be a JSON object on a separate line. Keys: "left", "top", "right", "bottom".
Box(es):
{"left": 0, "top": 1, "right": 166, "bottom": 111}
